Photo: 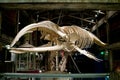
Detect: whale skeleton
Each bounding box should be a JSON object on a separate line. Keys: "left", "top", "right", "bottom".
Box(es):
{"left": 9, "top": 20, "right": 107, "bottom": 62}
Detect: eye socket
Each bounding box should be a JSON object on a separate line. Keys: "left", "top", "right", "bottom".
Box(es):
{"left": 75, "top": 40, "right": 79, "bottom": 45}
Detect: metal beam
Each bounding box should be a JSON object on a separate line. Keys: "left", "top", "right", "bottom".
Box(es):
{"left": 91, "top": 11, "right": 116, "bottom": 32}
{"left": 68, "top": 15, "right": 96, "bottom": 24}
{"left": 106, "top": 42, "right": 120, "bottom": 50}
{"left": 0, "top": 0, "right": 120, "bottom": 3}
{"left": 0, "top": 3, "right": 120, "bottom": 10}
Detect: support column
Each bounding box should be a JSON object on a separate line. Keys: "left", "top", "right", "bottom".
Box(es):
{"left": 109, "top": 50, "right": 113, "bottom": 71}
{"left": 106, "top": 11, "right": 112, "bottom": 71}
{"left": 0, "top": 11, "right": 2, "bottom": 36}
{"left": 56, "top": 52, "right": 59, "bottom": 71}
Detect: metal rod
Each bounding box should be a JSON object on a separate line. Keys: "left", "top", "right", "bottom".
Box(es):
{"left": 57, "top": 10, "right": 62, "bottom": 25}
{"left": 69, "top": 54, "right": 81, "bottom": 73}
{"left": 68, "top": 15, "right": 96, "bottom": 24}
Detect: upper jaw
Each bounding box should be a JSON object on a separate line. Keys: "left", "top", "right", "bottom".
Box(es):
{"left": 10, "top": 20, "right": 67, "bottom": 48}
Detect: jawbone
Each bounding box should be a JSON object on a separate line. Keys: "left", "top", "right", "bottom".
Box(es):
{"left": 10, "top": 44, "right": 64, "bottom": 54}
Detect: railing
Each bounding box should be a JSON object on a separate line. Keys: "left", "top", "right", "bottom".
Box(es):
{"left": 0, "top": 73, "right": 109, "bottom": 80}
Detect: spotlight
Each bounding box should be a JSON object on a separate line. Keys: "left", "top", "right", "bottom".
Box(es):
{"left": 95, "top": 14, "right": 98, "bottom": 17}
{"left": 5, "top": 45, "right": 10, "bottom": 49}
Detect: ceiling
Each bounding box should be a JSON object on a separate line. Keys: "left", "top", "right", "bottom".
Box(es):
{"left": 0, "top": 2, "right": 120, "bottom": 49}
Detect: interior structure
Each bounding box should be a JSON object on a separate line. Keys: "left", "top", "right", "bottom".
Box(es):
{"left": 0, "top": 0, "right": 120, "bottom": 77}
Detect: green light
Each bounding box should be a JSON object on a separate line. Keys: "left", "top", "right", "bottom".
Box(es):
{"left": 100, "top": 51, "right": 105, "bottom": 55}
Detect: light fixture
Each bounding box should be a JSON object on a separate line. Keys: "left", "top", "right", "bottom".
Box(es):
{"left": 94, "top": 10, "right": 105, "bottom": 14}
{"left": 95, "top": 14, "right": 98, "bottom": 18}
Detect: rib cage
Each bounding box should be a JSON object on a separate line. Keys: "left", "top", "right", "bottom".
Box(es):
{"left": 60, "top": 25, "right": 94, "bottom": 49}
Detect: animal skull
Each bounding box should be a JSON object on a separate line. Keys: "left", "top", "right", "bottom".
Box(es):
{"left": 9, "top": 20, "right": 107, "bottom": 61}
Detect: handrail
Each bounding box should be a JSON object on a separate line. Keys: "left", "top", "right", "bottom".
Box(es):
{"left": 1, "top": 73, "right": 109, "bottom": 78}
